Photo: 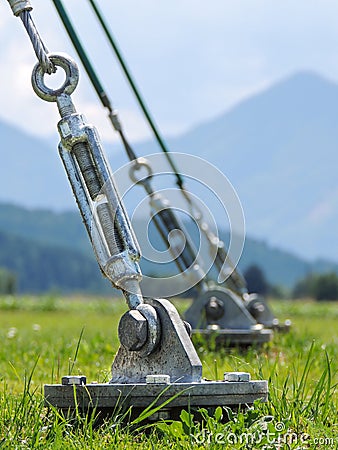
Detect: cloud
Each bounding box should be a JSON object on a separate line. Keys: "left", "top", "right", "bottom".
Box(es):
{"left": 2, "top": 0, "right": 338, "bottom": 143}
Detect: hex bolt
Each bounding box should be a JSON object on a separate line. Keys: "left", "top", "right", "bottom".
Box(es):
{"left": 223, "top": 372, "right": 251, "bottom": 382}
{"left": 248, "top": 301, "right": 266, "bottom": 321}
{"left": 118, "top": 309, "right": 148, "bottom": 351}
{"left": 205, "top": 296, "right": 225, "bottom": 320}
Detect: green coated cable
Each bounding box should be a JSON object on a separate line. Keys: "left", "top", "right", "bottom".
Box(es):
{"left": 51, "top": 0, "right": 111, "bottom": 110}
{"left": 52, "top": 0, "right": 247, "bottom": 293}
{"left": 51, "top": 0, "right": 138, "bottom": 162}
{"left": 87, "top": 0, "right": 185, "bottom": 190}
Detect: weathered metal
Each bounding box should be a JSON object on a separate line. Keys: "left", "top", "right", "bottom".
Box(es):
{"left": 7, "top": 1, "right": 55, "bottom": 74}
{"left": 31, "top": 53, "right": 143, "bottom": 310}
{"left": 45, "top": 379, "right": 268, "bottom": 421}
{"left": 7, "top": 0, "right": 32, "bottom": 16}
{"left": 45, "top": 299, "right": 268, "bottom": 419}
{"left": 111, "top": 298, "right": 202, "bottom": 384}
{"left": 62, "top": 376, "right": 86, "bottom": 386}
{"left": 180, "top": 192, "right": 291, "bottom": 332}
{"left": 118, "top": 309, "right": 148, "bottom": 351}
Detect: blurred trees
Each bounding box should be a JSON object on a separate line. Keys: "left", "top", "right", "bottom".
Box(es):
{"left": 244, "top": 264, "right": 269, "bottom": 295}
{"left": 293, "top": 272, "right": 338, "bottom": 301}
{"left": 0, "top": 267, "right": 16, "bottom": 294}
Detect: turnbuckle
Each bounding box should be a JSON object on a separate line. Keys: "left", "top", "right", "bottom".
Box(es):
{"left": 31, "top": 53, "right": 143, "bottom": 310}
{"left": 7, "top": 9, "right": 269, "bottom": 420}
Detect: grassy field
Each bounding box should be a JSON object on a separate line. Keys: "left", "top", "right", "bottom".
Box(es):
{"left": 0, "top": 295, "right": 337, "bottom": 449}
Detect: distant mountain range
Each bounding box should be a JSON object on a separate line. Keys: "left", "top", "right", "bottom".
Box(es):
{"left": 134, "top": 71, "right": 338, "bottom": 262}
{"left": 0, "top": 202, "right": 337, "bottom": 293}
{"left": 0, "top": 71, "right": 337, "bottom": 263}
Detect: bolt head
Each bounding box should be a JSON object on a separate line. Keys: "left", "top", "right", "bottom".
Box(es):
{"left": 205, "top": 296, "right": 225, "bottom": 320}
{"left": 118, "top": 309, "right": 148, "bottom": 351}
{"left": 248, "top": 300, "right": 266, "bottom": 320}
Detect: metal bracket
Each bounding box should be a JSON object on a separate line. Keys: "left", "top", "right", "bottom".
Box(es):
{"left": 111, "top": 298, "right": 202, "bottom": 383}
{"left": 45, "top": 298, "right": 268, "bottom": 421}
{"left": 184, "top": 286, "right": 273, "bottom": 346}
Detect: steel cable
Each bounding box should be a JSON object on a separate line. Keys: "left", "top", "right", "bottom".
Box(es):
{"left": 19, "top": 10, "right": 55, "bottom": 74}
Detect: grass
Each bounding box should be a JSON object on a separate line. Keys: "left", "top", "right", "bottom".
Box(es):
{"left": 0, "top": 295, "right": 337, "bottom": 448}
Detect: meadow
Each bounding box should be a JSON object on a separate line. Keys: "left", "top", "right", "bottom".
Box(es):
{"left": 0, "top": 295, "right": 337, "bottom": 449}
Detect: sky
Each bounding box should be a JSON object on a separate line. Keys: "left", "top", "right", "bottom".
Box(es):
{"left": 2, "top": 0, "right": 338, "bottom": 145}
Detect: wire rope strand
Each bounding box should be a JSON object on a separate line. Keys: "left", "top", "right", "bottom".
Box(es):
{"left": 19, "top": 10, "right": 55, "bottom": 74}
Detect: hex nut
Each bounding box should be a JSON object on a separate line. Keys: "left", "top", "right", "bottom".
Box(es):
{"left": 118, "top": 309, "right": 148, "bottom": 351}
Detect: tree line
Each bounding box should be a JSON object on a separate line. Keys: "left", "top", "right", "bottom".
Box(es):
{"left": 245, "top": 265, "right": 338, "bottom": 301}
{"left": 1, "top": 262, "right": 338, "bottom": 300}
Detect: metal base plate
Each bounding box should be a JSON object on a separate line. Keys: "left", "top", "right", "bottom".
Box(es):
{"left": 193, "top": 328, "right": 272, "bottom": 347}
{"left": 44, "top": 378, "right": 268, "bottom": 421}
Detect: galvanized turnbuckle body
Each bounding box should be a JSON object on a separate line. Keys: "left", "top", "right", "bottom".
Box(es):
{"left": 31, "top": 53, "right": 268, "bottom": 420}
{"left": 32, "top": 53, "right": 143, "bottom": 309}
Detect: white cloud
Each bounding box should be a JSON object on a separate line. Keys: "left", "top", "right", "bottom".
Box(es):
{"left": 2, "top": 0, "right": 338, "bottom": 142}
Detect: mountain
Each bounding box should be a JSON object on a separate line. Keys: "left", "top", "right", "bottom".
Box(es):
{"left": 134, "top": 71, "right": 338, "bottom": 262}
{"left": 0, "top": 118, "right": 126, "bottom": 210}
{"left": 0, "top": 120, "right": 71, "bottom": 210}
{"left": 1, "top": 71, "right": 338, "bottom": 262}
{"left": 0, "top": 203, "right": 337, "bottom": 293}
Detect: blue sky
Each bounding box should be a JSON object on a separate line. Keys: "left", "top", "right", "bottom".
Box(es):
{"left": 1, "top": 0, "right": 338, "bottom": 144}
